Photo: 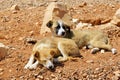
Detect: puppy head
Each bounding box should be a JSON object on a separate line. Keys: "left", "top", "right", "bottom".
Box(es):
{"left": 46, "top": 20, "right": 70, "bottom": 37}
{"left": 34, "top": 49, "right": 57, "bottom": 70}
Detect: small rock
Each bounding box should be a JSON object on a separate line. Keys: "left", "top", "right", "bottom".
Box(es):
{"left": 35, "top": 78, "right": 39, "bottom": 80}
{"left": 86, "top": 60, "right": 94, "bottom": 63}
{"left": 24, "top": 38, "right": 37, "bottom": 44}
{"left": 37, "top": 75, "right": 44, "bottom": 79}
{"left": 12, "top": 11, "right": 17, "bottom": 14}
{"left": 1, "top": 16, "right": 10, "bottom": 22}
{"left": 11, "top": 4, "right": 20, "bottom": 11}
{"left": 113, "top": 71, "right": 120, "bottom": 77}
{"left": 20, "top": 76, "right": 24, "bottom": 79}
{"left": 82, "top": 73, "right": 87, "bottom": 78}
{"left": 9, "top": 69, "right": 12, "bottom": 72}
{"left": 91, "top": 19, "right": 101, "bottom": 25}
{"left": 0, "top": 43, "right": 8, "bottom": 61}
{"left": 0, "top": 68, "right": 3, "bottom": 72}
{"left": 94, "top": 67, "right": 103, "bottom": 74}
{"left": 75, "top": 22, "right": 92, "bottom": 29}
{"left": 79, "top": 2, "right": 87, "bottom": 7}
{"left": 51, "top": 74, "right": 55, "bottom": 78}
{"left": 111, "top": 8, "right": 120, "bottom": 27}
{"left": 29, "top": 31, "right": 34, "bottom": 35}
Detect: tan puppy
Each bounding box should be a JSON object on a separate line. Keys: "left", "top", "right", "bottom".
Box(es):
{"left": 24, "top": 37, "right": 81, "bottom": 70}
{"left": 46, "top": 20, "right": 117, "bottom": 54}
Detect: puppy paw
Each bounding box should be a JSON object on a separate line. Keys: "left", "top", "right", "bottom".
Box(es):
{"left": 91, "top": 48, "right": 100, "bottom": 54}
{"left": 28, "top": 65, "right": 37, "bottom": 69}
{"left": 111, "top": 48, "right": 117, "bottom": 54}
{"left": 101, "top": 49, "right": 105, "bottom": 54}
{"left": 24, "top": 64, "right": 30, "bottom": 69}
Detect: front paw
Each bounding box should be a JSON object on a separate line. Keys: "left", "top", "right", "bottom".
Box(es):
{"left": 24, "top": 64, "right": 30, "bottom": 69}
{"left": 28, "top": 65, "right": 37, "bottom": 69}
{"left": 91, "top": 48, "right": 100, "bottom": 54}
{"left": 24, "top": 63, "right": 37, "bottom": 69}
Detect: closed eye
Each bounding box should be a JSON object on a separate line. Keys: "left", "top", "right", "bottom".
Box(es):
{"left": 62, "top": 26, "right": 65, "bottom": 29}
{"left": 56, "top": 25, "right": 60, "bottom": 29}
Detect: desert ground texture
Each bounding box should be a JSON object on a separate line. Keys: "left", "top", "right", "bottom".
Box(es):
{"left": 0, "top": 0, "right": 120, "bottom": 80}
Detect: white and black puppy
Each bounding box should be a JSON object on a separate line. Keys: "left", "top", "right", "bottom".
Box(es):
{"left": 46, "top": 20, "right": 117, "bottom": 54}
{"left": 46, "top": 20, "right": 71, "bottom": 38}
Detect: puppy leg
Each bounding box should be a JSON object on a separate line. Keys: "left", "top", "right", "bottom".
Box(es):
{"left": 57, "top": 42, "right": 69, "bottom": 62}
{"left": 91, "top": 48, "right": 100, "bottom": 54}
{"left": 24, "top": 55, "right": 35, "bottom": 69}
{"left": 90, "top": 41, "right": 117, "bottom": 54}
{"left": 28, "top": 60, "right": 39, "bottom": 69}
{"left": 57, "top": 41, "right": 80, "bottom": 62}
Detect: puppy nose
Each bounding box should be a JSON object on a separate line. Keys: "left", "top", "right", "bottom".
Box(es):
{"left": 62, "top": 32, "right": 65, "bottom": 36}
{"left": 49, "top": 65, "right": 54, "bottom": 70}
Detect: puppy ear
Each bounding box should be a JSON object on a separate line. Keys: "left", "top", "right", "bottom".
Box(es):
{"left": 65, "top": 25, "right": 71, "bottom": 32}
{"left": 50, "top": 50, "right": 55, "bottom": 56}
{"left": 46, "top": 20, "right": 53, "bottom": 28}
{"left": 34, "top": 51, "right": 40, "bottom": 58}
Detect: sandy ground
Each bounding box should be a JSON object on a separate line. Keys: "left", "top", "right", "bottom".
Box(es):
{"left": 0, "top": 0, "right": 120, "bottom": 80}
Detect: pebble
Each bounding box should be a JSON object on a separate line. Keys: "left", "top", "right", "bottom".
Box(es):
{"left": 51, "top": 74, "right": 56, "bottom": 78}
{"left": 0, "top": 68, "right": 3, "bottom": 72}
{"left": 11, "top": 4, "right": 20, "bottom": 11}
{"left": 95, "top": 67, "right": 103, "bottom": 74}
{"left": 35, "top": 78, "right": 39, "bottom": 80}
{"left": 9, "top": 69, "right": 12, "bottom": 72}
{"left": 79, "top": 2, "right": 87, "bottom": 7}
{"left": 0, "top": 68, "right": 3, "bottom": 75}
{"left": 113, "top": 71, "right": 120, "bottom": 77}
{"left": 37, "top": 75, "right": 44, "bottom": 79}
{"left": 0, "top": 43, "right": 8, "bottom": 61}
{"left": 24, "top": 37, "right": 37, "bottom": 44}
{"left": 1, "top": 16, "right": 10, "bottom": 22}
{"left": 86, "top": 60, "right": 94, "bottom": 63}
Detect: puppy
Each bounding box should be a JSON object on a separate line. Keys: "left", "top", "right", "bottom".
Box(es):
{"left": 46, "top": 20, "right": 117, "bottom": 54}
{"left": 24, "top": 37, "right": 81, "bottom": 70}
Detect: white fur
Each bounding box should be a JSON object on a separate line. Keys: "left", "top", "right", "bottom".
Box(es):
{"left": 24, "top": 55, "right": 34, "bottom": 69}
{"left": 91, "top": 48, "right": 100, "bottom": 54}
{"left": 24, "top": 55, "right": 39, "bottom": 69}
{"left": 36, "top": 43, "right": 49, "bottom": 50}
{"left": 101, "top": 49, "right": 105, "bottom": 53}
{"left": 111, "top": 48, "right": 117, "bottom": 54}
{"left": 28, "top": 61, "right": 39, "bottom": 69}
{"left": 57, "top": 20, "right": 65, "bottom": 36}
{"left": 43, "top": 60, "right": 54, "bottom": 69}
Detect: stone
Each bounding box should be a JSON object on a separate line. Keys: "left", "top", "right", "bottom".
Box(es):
{"left": 113, "top": 71, "right": 120, "bottom": 77}
{"left": 111, "top": 8, "right": 120, "bottom": 27}
{"left": 11, "top": 4, "right": 20, "bottom": 11}
{"left": 0, "top": 68, "right": 3, "bottom": 73}
{"left": 0, "top": 43, "right": 8, "bottom": 61}
{"left": 86, "top": 60, "right": 94, "bottom": 63}
{"left": 75, "top": 22, "right": 92, "bottom": 29}
{"left": 79, "top": 2, "right": 87, "bottom": 7}
{"left": 37, "top": 75, "right": 44, "bottom": 79}
{"left": 24, "top": 38, "right": 37, "bottom": 44}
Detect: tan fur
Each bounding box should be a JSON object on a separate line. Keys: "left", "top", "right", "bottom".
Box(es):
{"left": 24, "top": 37, "right": 81, "bottom": 70}
{"left": 47, "top": 20, "right": 117, "bottom": 54}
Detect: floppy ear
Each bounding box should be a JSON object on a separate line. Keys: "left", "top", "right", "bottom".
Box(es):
{"left": 34, "top": 51, "right": 40, "bottom": 58}
{"left": 50, "top": 50, "right": 55, "bottom": 56}
{"left": 65, "top": 25, "right": 71, "bottom": 32}
{"left": 46, "top": 20, "right": 53, "bottom": 28}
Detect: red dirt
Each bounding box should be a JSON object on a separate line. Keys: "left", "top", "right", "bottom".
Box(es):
{"left": 0, "top": 0, "right": 120, "bottom": 80}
